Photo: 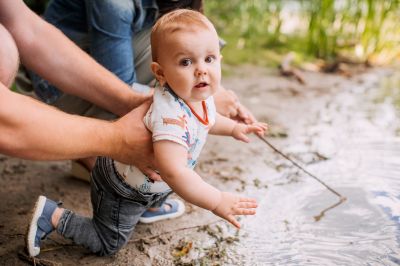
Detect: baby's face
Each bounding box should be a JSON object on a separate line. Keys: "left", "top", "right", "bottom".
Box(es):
{"left": 157, "top": 27, "right": 221, "bottom": 103}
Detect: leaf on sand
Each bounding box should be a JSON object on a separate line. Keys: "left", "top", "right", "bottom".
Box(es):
{"left": 172, "top": 240, "right": 193, "bottom": 258}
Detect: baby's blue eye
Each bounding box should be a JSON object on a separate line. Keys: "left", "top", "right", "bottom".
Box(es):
{"left": 180, "top": 58, "right": 192, "bottom": 66}
{"left": 205, "top": 56, "right": 215, "bottom": 63}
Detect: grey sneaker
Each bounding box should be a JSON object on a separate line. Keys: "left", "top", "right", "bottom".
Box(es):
{"left": 26, "top": 196, "right": 59, "bottom": 257}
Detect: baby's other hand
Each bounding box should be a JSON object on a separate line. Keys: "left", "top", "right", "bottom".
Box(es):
{"left": 212, "top": 192, "right": 258, "bottom": 229}
{"left": 232, "top": 122, "right": 268, "bottom": 142}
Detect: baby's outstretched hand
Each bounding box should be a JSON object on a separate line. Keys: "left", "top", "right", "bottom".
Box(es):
{"left": 212, "top": 192, "right": 258, "bottom": 229}
{"left": 232, "top": 122, "right": 268, "bottom": 142}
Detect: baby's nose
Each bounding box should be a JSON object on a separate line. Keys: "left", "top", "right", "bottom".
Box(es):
{"left": 195, "top": 69, "right": 207, "bottom": 77}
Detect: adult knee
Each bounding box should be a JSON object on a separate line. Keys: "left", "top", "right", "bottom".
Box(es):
{"left": 0, "top": 24, "right": 19, "bottom": 88}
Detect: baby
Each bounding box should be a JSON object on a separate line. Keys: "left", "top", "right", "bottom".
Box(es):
{"left": 26, "top": 9, "right": 267, "bottom": 257}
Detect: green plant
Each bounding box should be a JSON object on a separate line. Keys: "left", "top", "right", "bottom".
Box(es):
{"left": 205, "top": 0, "right": 400, "bottom": 66}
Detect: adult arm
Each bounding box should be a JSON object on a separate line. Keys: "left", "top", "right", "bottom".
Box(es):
{"left": 214, "top": 85, "right": 256, "bottom": 124}
{"left": 0, "top": 84, "right": 155, "bottom": 168}
{"left": 0, "top": 0, "right": 148, "bottom": 117}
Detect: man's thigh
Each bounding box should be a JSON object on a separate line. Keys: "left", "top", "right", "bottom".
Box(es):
{"left": 44, "top": 0, "right": 89, "bottom": 49}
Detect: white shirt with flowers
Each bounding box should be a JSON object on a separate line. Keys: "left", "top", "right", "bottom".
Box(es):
{"left": 114, "top": 86, "right": 216, "bottom": 193}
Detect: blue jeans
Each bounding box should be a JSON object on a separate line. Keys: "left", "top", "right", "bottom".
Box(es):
{"left": 31, "top": 0, "right": 157, "bottom": 104}
{"left": 56, "top": 157, "right": 172, "bottom": 256}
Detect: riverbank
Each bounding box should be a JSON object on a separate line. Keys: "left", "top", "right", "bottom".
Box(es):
{"left": 1, "top": 65, "right": 399, "bottom": 265}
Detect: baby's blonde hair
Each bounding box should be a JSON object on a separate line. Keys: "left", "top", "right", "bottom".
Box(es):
{"left": 151, "top": 9, "right": 217, "bottom": 62}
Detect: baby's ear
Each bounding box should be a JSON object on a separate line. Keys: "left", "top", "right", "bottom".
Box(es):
{"left": 151, "top": 62, "right": 166, "bottom": 86}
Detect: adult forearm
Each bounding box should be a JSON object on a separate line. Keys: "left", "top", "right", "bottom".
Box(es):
{"left": 0, "top": 86, "right": 117, "bottom": 160}
{"left": 0, "top": 0, "right": 138, "bottom": 116}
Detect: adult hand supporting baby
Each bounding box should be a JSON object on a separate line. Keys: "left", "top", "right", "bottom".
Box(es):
{"left": 214, "top": 86, "right": 256, "bottom": 125}
{"left": 112, "top": 99, "right": 161, "bottom": 181}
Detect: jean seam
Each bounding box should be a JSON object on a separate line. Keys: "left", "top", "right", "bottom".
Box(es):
{"left": 116, "top": 198, "right": 121, "bottom": 252}
{"left": 57, "top": 209, "right": 72, "bottom": 236}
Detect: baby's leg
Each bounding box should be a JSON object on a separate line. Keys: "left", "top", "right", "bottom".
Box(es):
{"left": 56, "top": 209, "right": 104, "bottom": 253}
{"left": 57, "top": 197, "right": 146, "bottom": 255}
{"left": 58, "top": 170, "right": 148, "bottom": 256}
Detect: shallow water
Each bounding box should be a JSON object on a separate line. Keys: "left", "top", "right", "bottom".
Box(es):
{"left": 231, "top": 70, "right": 400, "bottom": 265}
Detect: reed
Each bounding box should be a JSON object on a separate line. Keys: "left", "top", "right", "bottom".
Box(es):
{"left": 205, "top": 0, "right": 400, "bottom": 65}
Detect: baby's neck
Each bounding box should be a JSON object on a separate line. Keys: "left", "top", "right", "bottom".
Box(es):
{"left": 186, "top": 99, "right": 209, "bottom": 125}
{"left": 163, "top": 84, "right": 208, "bottom": 120}
{"left": 187, "top": 100, "right": 203, "bottom": 113}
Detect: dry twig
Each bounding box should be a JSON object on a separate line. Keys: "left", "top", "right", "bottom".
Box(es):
{"left": 18, "top": 251, "right": 61, "bottom": 266}
{"left": 279, "top": 53, "right": 306, "bottom": 84}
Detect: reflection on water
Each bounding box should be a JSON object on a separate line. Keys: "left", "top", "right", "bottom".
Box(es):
{"left": 231, "top": 70, "right": 400, "bottom": 265}
{"left": 313, "top": 197, "right": 346, "bottom": 222}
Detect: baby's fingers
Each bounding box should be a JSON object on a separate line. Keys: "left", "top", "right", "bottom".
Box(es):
{"left": 257, "top": 122, "right": 269, "bottom": 131}
{"left": 234, "top": 208, "right": 256, "bottom": 215}
{"left": 236, "top": 132, "right": 250, "bottom": 143}
{"left": 234, "top": 201, "right": 257, "bottom": 215}
{"left": 237, "top": 199, "right": 258, "bottom": 209}
{"left": 246, "top": 125, "right": 265, "bottom": 136}
{"left": 227, "top": 215, "right": 241, "bottom": 229}
{"left": 239, "top": 197, "right": 257, "bottom": 202}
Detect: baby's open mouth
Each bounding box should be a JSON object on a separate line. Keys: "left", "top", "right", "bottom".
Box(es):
{"left": 195, "top": 82, "right": 208, "bottom": 88}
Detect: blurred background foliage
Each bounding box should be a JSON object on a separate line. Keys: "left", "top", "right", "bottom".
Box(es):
{"left": 24, "top": 0, "right": 400, "bottom": 67}
{"left": 205, "top": 0, "right": 400, "bottom": 66}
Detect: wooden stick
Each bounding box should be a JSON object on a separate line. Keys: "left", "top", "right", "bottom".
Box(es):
{"left": 257, "top": 135, "right": 346, "bottom": 201}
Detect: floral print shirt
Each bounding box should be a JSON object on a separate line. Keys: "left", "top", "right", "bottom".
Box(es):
{"left": 114, "top": 86, "right": 216, "bottom": 193}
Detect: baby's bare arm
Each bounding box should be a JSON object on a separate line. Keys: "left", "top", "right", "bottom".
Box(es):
{"left": 209, "top": 113, "right": 268, "bottom": 142}
{"left": 208, "top": 113, "right": 236, "bottom": 136}
{"left": 154, "top": 141, "right": 221, "bottom": 210}
{"left": 154, "top": 140, "right": 257, "bottom": 228}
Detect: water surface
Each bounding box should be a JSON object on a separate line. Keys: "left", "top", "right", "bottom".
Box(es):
{"left": 230, "top": 69, "right": 400, "bottom": 265}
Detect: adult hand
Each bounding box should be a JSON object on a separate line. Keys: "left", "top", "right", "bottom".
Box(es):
{"left": 124, "top": 90, "right": 153, "bottom": 114}
{"left": 214, "top": 86, "right": 256, "bottom": 124}
{"left": 112, "top": 99, "right": 161, "bottom": 181}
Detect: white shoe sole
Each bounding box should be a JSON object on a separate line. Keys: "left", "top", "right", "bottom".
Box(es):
{"left": 26, "top": 195, "right": 46, "bottom": 257}
{"left": 139, "top": 199, "right": 185, "bottom": 224}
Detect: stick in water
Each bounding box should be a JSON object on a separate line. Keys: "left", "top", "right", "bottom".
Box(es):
{"left": 257, "top": 135, "right": 346, "bottom": 202}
